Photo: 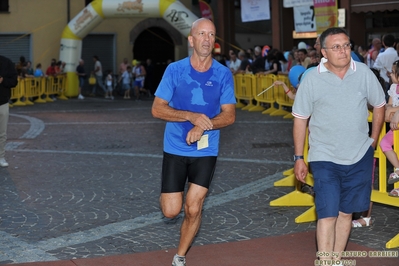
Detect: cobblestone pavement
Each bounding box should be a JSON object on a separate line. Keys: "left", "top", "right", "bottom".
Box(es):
{"left": 0, "top": 96, "right": 398, "bottom": 264}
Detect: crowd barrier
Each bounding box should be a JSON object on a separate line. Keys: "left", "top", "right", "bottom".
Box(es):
{"left": 10, "top": 75, "right": 68, "bottom": 107}
{"left": 233, "top": 73, "right": 294, "bottom": 119}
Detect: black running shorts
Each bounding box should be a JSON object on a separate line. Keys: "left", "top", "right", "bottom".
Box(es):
{"left": 161, "top": 152, "right": 217, "bottom": 193}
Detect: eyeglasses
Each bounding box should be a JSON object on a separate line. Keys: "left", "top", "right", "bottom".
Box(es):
{"left": 323, "top": 43, "right": 352, "bottom": 52}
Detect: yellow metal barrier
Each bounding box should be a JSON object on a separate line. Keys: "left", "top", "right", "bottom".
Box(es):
{"left": 9, "top": 75, "right": 69, "bottom": 107}
{"left": 44, "top": 75, "right": 68, "bottom": 102}
{"left": 20, "top": 77, "right": 47, "bottom": 105}
{"left": 274, "top": 75, "right": 294, "bottom": 119}
{"left": 10, "top": 78, "right": 26, "bottom": 106}
{"left": 253, "top": 74, "right": 276, "bottom": 114}
{"left": 233, "top": 73, "right": 256, "bottom": 110}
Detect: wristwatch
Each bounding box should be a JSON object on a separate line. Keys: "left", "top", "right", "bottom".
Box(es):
{"left": 293, "top": 155, "right": 304, "bottom": 162}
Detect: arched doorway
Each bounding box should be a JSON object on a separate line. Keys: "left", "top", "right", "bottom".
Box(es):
{"left": 133, "top": 27, "right": 174, "bottom": 94}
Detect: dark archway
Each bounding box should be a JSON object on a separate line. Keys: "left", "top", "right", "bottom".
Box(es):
{"left": 133, "top": 27, "right": 175, "bottom": 94}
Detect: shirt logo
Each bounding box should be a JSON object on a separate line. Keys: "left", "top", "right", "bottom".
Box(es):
{"left": 205, "top": 81, "right": 213, "bottom": 87}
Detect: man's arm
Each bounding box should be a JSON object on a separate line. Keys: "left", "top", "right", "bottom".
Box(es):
{"left": 209, "top": 103, "right": 235, "bottom": 130}
{"left": 186, "top": 103, "right": 236, "bottom": 145}
{"left": 293, "top": 117, "right": 309, "bottom": 183}
{"left": 371, "top": 105, "right": 385, "bottom": 148}
{"left": 151, "top": 96, "right": 213, "bottom": 130}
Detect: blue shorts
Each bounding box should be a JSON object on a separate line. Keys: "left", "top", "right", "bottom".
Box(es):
{"left": 79, "top": 77, "right": 85, "bottom": 87}
{"left": 309, "top": 146, "right": 374, "bottom": 219}
{"left": 161, "top": 152, "right": 217, "bottom": 193}
{"left": 134, "top": 79, "right": 144, "bottom": 88}
{"left": 122, "top": 83, "right": 130, "bottom": 91}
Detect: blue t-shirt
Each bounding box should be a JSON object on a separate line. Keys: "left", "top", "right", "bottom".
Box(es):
{"left": 155, "top": 57, "right": 236, "bottom": 157}
{"left": 34, "top": 69, "right": 44, "bottom": 77}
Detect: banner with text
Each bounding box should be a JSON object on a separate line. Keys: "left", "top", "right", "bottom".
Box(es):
{"left": 284, "top": 0, "right": 313, "bottom": 8}
{"left": 294, "top": 5, "right": 315, "bottom": 32}
{"left": 313, "top": 0, "right": 337, "bottom": 34}
{"left": 241, "top": 0, "right": 270, "bottom": 22}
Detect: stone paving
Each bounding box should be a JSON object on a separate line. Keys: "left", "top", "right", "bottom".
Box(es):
{"left": 0, "top": 96, "right": 398, "bottom": 264}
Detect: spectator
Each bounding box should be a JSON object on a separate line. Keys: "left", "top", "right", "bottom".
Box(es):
{"left": 228, "top": 50, "right": 241, "bottom": 74}
{"left": 297, "top": 48, "right": 311, "bottom": 68}
{"left": 373, "top": 34, "right": 399, "bottom": 92}
{"left": 119, "top": 66, "right": 132, "bottom": 99}
{"left": 105, "top": 69, "right": 115, "bottom": 100}
{"left": 250, "top": 46, "right": 265, "bottom": 74}
{"left": 46, "top": 58, "right": 57, "bottom": 76}
{"left": 382, "top": 59, "right": 399, "bottom": 198}
{"left": 76, "top": 59, "right": 86, "bottom": 100}
{"left": 366, "top": 38, "right": 382, "bottom": 68}
{"left": 34, "top": 63, "right": 45, "bottom": 77}
{"left": 15, "top": 56, "right": 26, "bottom": 76}
{"left": 263, "top": 52, "right": 281, "bottom": 75}
{"left": 144, "top": 58, "right": 155, "bottom": 96}
{"left": 91, "top": 55, "right": 106, "bottom": 96}
{"left": 132, "top": 60, "right": 146, "bottom": 100}
{"left": 119, "top": 57, "right": 129, "bottom": 75}
{"left": 237, "top": 50, "right": 250, "bottom": 73}
{"left": 0, "top": 54, "right": 18, "bottom": 167}
{"left": 23, "top": 61, "right": 34, "bottom": 77}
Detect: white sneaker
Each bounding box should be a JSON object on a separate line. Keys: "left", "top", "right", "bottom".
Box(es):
{"left": 78, "top": 94, "right": 84, "bottom": 100}
{"left": 0, "top": 158, "right": 9, "bottom": 167}
{"left": 172, "top": 254, "right": 186, "bottom": 266}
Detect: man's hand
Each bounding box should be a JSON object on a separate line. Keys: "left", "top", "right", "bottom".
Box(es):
{"left": 186, "top": 126, "right": 204, "bottom": 145}
{"left": 188, "top": 113, "right": 213, "bottom": 131}
{"left": 294, "top": 160, "right": 308, "bottom": 183}
{"left": 0, "top": 77, "right": 3, "bottom": 84}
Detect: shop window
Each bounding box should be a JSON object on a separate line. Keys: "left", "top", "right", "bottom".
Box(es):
{"left": 0, "top": 0, "right": 9, "bottom": 12}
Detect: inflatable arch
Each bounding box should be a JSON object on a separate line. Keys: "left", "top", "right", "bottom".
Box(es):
{"left": 60, "top": 0, "right": 199, "bottom": 97}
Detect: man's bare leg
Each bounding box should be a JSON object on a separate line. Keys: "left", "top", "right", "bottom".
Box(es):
{"left": 177, "top": 183, "right": 208, "bottom": 256}
{"left": 333, "top": 211, "right": 352, "bottom": 259}
{"left": 160, "top": 192, "right": 184, "bottom": 219}
{"left": 317, "top": 217, "right": 336, "bottom": 261}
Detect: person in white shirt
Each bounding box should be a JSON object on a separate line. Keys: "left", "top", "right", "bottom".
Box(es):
{"left": 228, "top": 50, "right": 241, "bottom": 74}
{"left": 373, "top": 34, "right": 399, "bottom": 93}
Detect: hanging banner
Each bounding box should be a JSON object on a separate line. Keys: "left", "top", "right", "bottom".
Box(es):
{"left": 199, "top": 0, "right": 213, "bottom": 21}
{"left": 240, "top": 0, "right": 270, "bottom": 22}
{"left": 284, "top": 0, "right": 313, "bottom": 8}
{"left": 313, "top": 0, "right": 338, "bottom": 34}
{"left": 293, "top": 5, "right": 315, "bottom": 32}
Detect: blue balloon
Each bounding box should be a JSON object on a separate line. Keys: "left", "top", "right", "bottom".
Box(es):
{"left": 284, "top": 51, "right": 290, "bottom": 61}
{"left": 288, "top": 65, "right": 306, "bottom": 87}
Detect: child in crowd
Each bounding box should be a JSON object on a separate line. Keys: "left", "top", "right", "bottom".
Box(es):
{"left": 351, "top": 67, "right": 385, "bottom": 227}
{"left": 34, "top": 63, "right": 45, "bottom": 77}
{"left": 105, "top": 70, "right": 114, "bottom": 100}
{"left": 380, "top": 60, "right": 399, "bottom": 197}
{"left": 119, "top": 66, "right": 132, "bottom": 99}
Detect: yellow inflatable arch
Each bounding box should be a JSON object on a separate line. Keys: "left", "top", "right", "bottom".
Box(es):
{"left": 60, "top": 0, "right": 198, "bottom": 97}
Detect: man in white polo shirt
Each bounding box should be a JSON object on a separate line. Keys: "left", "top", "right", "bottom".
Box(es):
{"left": 292, "top": 27, "right": 385, "bottom": 264}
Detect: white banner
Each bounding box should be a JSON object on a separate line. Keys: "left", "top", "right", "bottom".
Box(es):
{"left": 284, "top": 0, "right": 314, "bottom": 8}
{"left": 240, "top": 0, "right": 270, "bottom": 22}
{"left": 293, "top": 5, "right": 316, "bottom": 32}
